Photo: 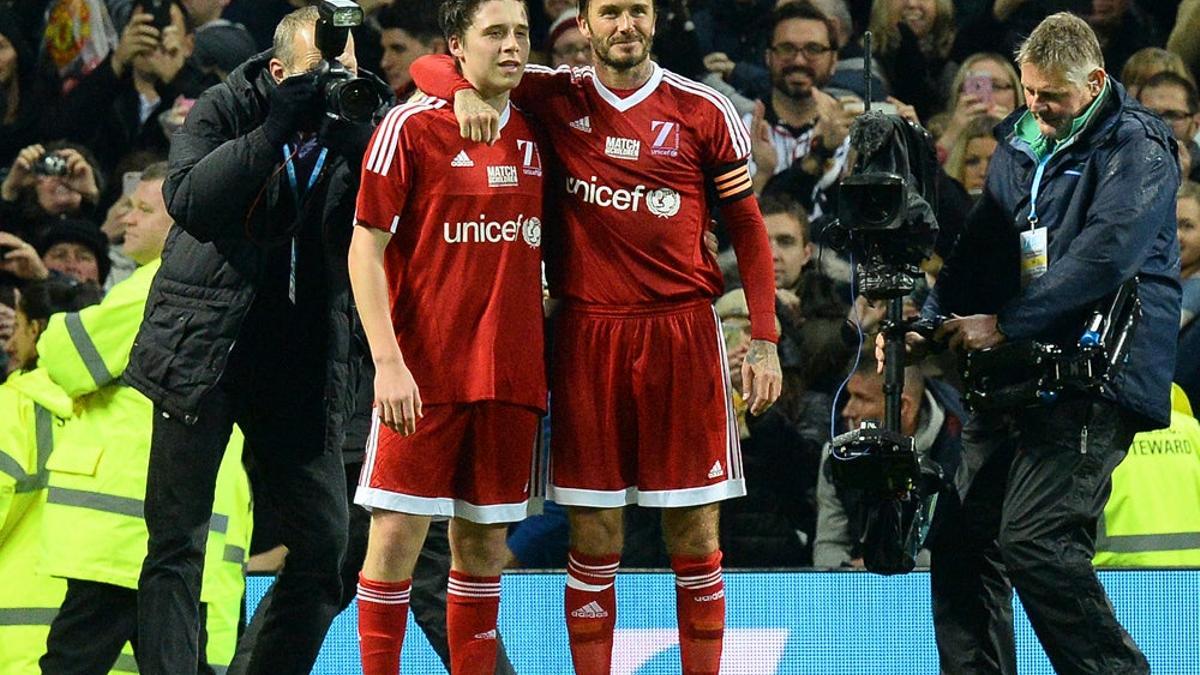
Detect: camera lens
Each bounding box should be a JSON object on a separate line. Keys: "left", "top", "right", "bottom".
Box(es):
{"left": 333, "top": 78, "right": 380, "bottom": 123}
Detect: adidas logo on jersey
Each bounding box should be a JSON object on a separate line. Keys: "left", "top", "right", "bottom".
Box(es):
{"left": 570, "top": 601, "right": 609, "bottom": 619}
{"left": 570, "top": 116, "right": 592, "bottom": 133}
{"left": 708, "top": 461, "right": 724, "bottom": 479}
{"left": 605, "top": 136, "right": 641, "bottom": 161}
{"left": 473, "top": 629, "right": 498, "bottom": 640}
{"left": 451, "top": 150, "right": 474, "bottom": 168}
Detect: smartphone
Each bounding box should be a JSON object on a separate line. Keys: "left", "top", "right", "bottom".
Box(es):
{"left": 963, "top": 73, "right": 993, "bottom": 102}
{"left": 123, "top": 171, "right": 144, "bottom": 198}
{"left": 144, "top": 0, "right": 172, "bottom": 30}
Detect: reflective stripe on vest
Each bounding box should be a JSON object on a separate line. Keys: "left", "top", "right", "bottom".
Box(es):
{"left": 45, "top": 487, "right": 231, "bottom": 534}
{"left": 0, "top": 607, "right": 59, "bottom": 625}
{"left": 113, "top": 652, "right": 139, "bottom": 673}
{"left": 64, "top": 312, "right": 113, "bottom": 389}
{"left": 0, "top": 404, "right": 54, "bottom": 493}
{"left": 222, "top": 544, "right": 245, "bottom": 564}
{"left": 1097, "top": 516, "right": 1200, "bottom": 553}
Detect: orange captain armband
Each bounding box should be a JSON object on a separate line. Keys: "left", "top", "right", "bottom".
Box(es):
{"left": 707, "top": 160, "right": 754, "bottom": 204}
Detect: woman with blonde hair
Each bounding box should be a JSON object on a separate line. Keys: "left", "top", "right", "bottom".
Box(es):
{"left": 936, "top": 53, "right": 1023, "bottom": 161}
{"left": 867, "top": 0, "right": 957, "bottom": 118}
{"left": 944, "top": 115, "right": 1001, "bottom": 198}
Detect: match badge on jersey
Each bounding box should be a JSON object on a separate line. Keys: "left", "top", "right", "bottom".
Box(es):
{"left": 605, "top": 136, "right": 641, "bottom": 161}
{"left": 646, "top": 187, "right": 681, "bottom": 218}
{"left": 487, "top": 165, "right": 520, "bottom": 188}
{"left": 650, "top": 120, "right": 680, "bottom": 157}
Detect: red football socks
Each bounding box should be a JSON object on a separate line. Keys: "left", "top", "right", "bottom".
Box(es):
{"left": 672, "top": 550, "right": 726, "bottom": 675}
{"left": 446, "top": 570, "right": 502, "bottom": 675}
{"left": 357, "top": 573, "right": 411, "bottom": 675}
{"left": 564, "top": 550, "right": 620, "bottom": 675}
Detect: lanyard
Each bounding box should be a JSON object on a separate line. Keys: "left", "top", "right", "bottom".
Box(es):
{"left": 282, "top": 144, "right": 327, "bottom": 304}
{"left": 283, "top": 143, "right": 328, "bottom": 206}
{"left": 1026, "top": 152, "right": 1052, "bottom": 230}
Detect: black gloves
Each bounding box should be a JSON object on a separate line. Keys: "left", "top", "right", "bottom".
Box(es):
{"left": 262, "top": 70, "right": 324, "bottom": 147}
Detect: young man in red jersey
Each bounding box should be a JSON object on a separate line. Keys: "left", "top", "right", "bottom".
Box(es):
{"left": 411, "top": 1, "right": 784, "bottom": 673}
{"left": 348, "top": 1, "right": 545, "bottom": 673}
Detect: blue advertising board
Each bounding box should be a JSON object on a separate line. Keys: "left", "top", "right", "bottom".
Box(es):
{"left": 246, "top": 570, "right": 1200, "bottom": 674}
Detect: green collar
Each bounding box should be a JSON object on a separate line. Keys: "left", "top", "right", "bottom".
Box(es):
{"left": 1015, "top": 79, "right": 1110, "bottom": 160}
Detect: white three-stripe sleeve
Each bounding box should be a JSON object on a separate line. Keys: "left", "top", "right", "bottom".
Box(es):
{"left": 661, "top": 72, "right": 752, "bottom": 161}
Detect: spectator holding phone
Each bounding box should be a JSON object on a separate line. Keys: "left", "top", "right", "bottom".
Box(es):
{"left": 43, "top": 2, "right": 211, "bottom": 174}
{"left": 934, "top": 52, "right": 1023, "bottom": 162}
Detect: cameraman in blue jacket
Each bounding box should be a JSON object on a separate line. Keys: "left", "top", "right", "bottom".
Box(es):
{"left": 893, "top": 12, "right": 1181, "bottom": 675}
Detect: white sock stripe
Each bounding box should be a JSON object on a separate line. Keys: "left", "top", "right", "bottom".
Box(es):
{"left": 565, "top": 576, "right": 615, "bottom": 593}
{"left": 676, "top": 576, "right": 720, "bottom": 586}
{"left": 356, "top": 586, "right": 411, "bottom": 600}
{"left": 356, "top": 582, "right": 411, "bottom": 595}
{"left": 447, "top": 577, "right": 502, "bottom": 588}
{"left": 676, "top": 566, "right": 720, "bottom": 583}
{"left": 451, "top": 586, "right": 504, "bottom": 595}
{"left": 567, "top": 556, "right": 620, "bottom": 573}
{"left": 567, "top": 568, "right": 618, "bottom": 584}
{"left": 447, "top": 583, "right": 502, "bottom": 595}
{"left": 675, "top": 567, "right": 723, "bottom": 582}
{"left": 357, "top": 596, "right": 410, "bottom": 605}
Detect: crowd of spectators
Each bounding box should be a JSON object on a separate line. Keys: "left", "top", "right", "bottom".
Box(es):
{"left": 3, "top": 0, "right": 1199, "bottom": 591}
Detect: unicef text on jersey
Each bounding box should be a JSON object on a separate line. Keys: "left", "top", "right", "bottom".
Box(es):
{"left": 442, "top": 214, "right": 542, "bottom": 248}
{"left": 565, "top": 175, "right": 681, "bottom": 218}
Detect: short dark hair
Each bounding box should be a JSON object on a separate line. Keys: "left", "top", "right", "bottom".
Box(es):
{"left": 379, "top": 1, "right": 442, "bottom": 43}
{"left": 772, "top": 0, "right": 837, "bottom": 50}
{"left": 18, "top": 278, "right": 103, "bottom": 322}
{"left": 440, "top": 0, "right": 527, "bottom": 42}
{"left": 1142, "top": 70, "right": 1200, "bottom": 114}
{"left": 757, "top": 192, "right": 811, "bottom": 242}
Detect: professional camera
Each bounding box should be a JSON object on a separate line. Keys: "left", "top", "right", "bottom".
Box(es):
{"left": 32, "top": 153, "right": 69, "bottom": 177}
{"left": 962, "top": 279, "right": 1141, "bottom": 412}
{"left": 824, "top": 111, "right": 940, "bottom": 301}
{"left": 314, "top": 0, "right": 383, "bottom": 123}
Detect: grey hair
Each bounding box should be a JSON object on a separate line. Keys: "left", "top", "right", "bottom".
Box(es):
{"left": 273, "top": 5, "right": 320, "bottom": 71}
{"left": 1015, "top": 12, "right": 1104, "bottom": 84}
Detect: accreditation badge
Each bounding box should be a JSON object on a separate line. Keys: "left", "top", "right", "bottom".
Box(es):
{"left": 1020, "top": 226, "right": 1048, "bottom": 287}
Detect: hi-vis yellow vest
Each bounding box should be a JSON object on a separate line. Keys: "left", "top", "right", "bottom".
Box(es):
{"left": 1095, "top": 385, "right": 1200, "bottom": 566}
{"left": 0, "top": 369, "right": 73, "bottom": 674}
{"left": 35, "top": 259, "right": 252, "bottom": 670}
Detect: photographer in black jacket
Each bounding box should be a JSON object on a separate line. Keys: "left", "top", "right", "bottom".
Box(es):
{"left": 124, "top": 6, "right": 390, "bottom": 674}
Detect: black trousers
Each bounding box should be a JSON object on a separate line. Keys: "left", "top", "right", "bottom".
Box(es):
{"left": 41, "top": 579, "right": 212, "bottom": 675}
{"left": 227, "top": 463, "right": 517, "bottom": 674}
{"left": 137, "top": 380, "right": 348, "bottom": 675}
{"left": 929, "top": 398, "right": 1149, "bottom": 675}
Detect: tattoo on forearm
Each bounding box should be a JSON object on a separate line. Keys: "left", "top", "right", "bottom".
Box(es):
{"left": 745, "top": 340, "right": 781, "bottom": 374}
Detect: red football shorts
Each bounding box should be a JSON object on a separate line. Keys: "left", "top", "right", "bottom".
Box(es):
{"left": 355, "top": 402, "right": 542, "bottom": 523}
{"left": 548, "top": 299, "right": 745, "bottom": 508}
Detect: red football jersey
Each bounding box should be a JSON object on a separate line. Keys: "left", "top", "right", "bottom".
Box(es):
{"left": 355, "top": 97, "right": 547, "bottom": 411}
{"left": 510, "top": 62, "right": 754, "bottom": 306}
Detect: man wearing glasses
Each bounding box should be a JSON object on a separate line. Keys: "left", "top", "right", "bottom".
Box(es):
{"left": 1137, "top": 71, "right": 1200, "bottom": 181}
{"left": 744, "top": 1, "right": 853, "bottom": 199}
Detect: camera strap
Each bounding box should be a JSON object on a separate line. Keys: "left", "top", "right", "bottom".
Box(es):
{"left": 282, "top": 143, "right": 328, "bottom": 304}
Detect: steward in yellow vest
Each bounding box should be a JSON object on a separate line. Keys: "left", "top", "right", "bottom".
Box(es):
{"left": 36, "top": 164, "right": 252, "bottom": 673}
{"left": 0, "top": 280, "right": 100, "bottom": 674}
{"left": 1095, "top": 384, "right": 1200, "bottom": 566}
